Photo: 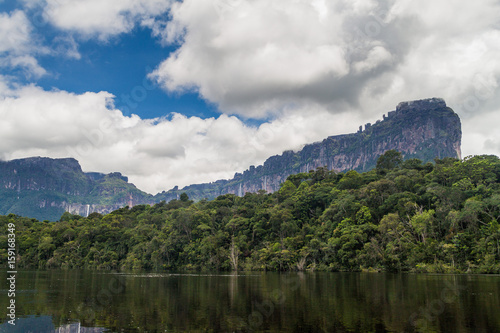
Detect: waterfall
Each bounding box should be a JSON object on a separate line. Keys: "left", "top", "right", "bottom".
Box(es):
{"left": 86, "top": 204, "right": 90, "bottom": 217}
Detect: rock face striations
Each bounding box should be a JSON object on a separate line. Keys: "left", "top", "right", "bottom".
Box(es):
{"left": 0, "top": 98, "right": 461, "bottom": 220}
{"left": 156, "top": 98, "right": 462, "bottom": 201}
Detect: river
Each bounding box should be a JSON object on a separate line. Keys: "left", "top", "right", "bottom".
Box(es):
{"left": 0, "top": 270, "right": 499, "bottom": 332}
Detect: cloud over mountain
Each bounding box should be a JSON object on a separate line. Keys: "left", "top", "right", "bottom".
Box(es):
{"left": 0, "top": 81, "right": 360, "bottom": 193}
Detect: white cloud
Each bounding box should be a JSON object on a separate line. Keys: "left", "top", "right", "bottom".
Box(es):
{"left": 0, "top": 10, "right": 47, "bottom": 78}
{"left": 0, "top": 10, "right": 32, "bottom": 53}
{"left": 150, "top": 0, "right": 359, "bottom": 117}
{"left": 353, "top": 46, "right": 393, "bottom": 73}
{"left": 6, "top": 55, "right": 47, "bottom": 77}
{"left": 41, "top": 0, "right": 173, "bottom": 39}
{"left": 0, "top": 83, "right": 362, "bottom": 193}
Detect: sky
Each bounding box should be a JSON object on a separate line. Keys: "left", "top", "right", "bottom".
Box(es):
{"left": 0, "top": 0, "right": 499, "bottom": 194}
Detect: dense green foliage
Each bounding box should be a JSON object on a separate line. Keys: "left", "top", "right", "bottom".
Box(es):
{"left": 1, "top": 152, "right": 499, "bottom": 273}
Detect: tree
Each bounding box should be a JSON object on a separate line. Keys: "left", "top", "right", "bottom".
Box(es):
{"left": 337, "top": 170, "right": 363, "bottom": 190}
{"left": 229, "top": 236, "right": 239, "bottom": 271}
{"left": 376, "top": 150, "right": 403, "bottom": 174}
{"left": 278, "top": 180, "right": 297, "bottom": 202}
{"left": 180, "top": 192, "right": 189, "bottom": 202}
{"left": 410, "top": 209, "right": 435, "bottom": 243}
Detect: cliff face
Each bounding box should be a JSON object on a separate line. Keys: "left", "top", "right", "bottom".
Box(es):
{"left": 0, "top": 157, "right": 152, "bottom": 221}
{"left": 156, "top": 98, "right": 462, "bottom": 201}
{"left": 0, "top": 98, "right": 462, "bottom": 220}
{"left": 0, "top": 157, "right": 88, "bottom": 194}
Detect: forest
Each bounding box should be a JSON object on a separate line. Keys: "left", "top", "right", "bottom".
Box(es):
{"left": 1, "top": 151, "right": 499, "bottom": 273}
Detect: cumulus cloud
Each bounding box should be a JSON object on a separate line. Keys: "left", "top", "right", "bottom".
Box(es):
{"left": 148, "top": 0, "right": 417, "bottom": 117}
{"left": 0, "top": 83, "right": 362, "bottom": 193}
{"left": 39, "top": 0, "right": 173, "bottom": 39}
{"left": 0, "top": 10, "right": 32, "bottom": 53}
{"left": 146, "top": 0, "right": 500, "bottom": 157}
{"left": 0, "top": 10, "right": 47, "bottom": 78}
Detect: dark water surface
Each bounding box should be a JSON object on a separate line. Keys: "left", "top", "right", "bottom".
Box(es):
{"left": 0, "top": 270, "right": 499, "bottom": 332}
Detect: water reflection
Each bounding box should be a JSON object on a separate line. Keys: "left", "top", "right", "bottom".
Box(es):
{"left": 0, "top": 271, "right": 499, "bottom": 332}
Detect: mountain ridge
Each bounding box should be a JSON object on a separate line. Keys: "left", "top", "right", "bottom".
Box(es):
{"left": 0, "top": 97, "right": 462, "bottom": 220}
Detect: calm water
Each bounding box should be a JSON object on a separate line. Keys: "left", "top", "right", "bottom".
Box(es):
{"left": 0, "top": 270, "right": 499, "bottom": 332}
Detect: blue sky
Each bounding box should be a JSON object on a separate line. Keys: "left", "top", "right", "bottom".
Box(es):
{"left": 38, "top": 26, "right": 226, "bottom": 120}
{"left": 3, "top": 3, "right": 219, "bottom": 120}
{"left": 1, "top": 0, "right": 499, "bottom": 193}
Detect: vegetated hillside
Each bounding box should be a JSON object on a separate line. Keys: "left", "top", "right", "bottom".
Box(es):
{"left": 0, "top": 157, "right": 152, "bottom": 221}
{"left": 2, "top": 152, "right": 499, "bottom": 274}
{"left": 155, "top": 97, "right": 462, "bottom": 201}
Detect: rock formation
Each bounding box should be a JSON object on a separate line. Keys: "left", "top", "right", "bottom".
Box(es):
{"left": 156, "top": 98, "right": 461, "bottom": 201}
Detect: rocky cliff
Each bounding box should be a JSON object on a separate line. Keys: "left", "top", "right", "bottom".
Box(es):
{"left": 0, "top": 98, "right": 461, "bottom": 220}
{"left": 155, "top": 98, "right": 461, "bottom": 201}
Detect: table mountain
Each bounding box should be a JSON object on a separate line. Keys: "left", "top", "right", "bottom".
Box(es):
{"left": 0, "top": 157, "right": 152, "bottom": 221}
{"left": 156, "top": 98, "right": 461, "bottom": 201}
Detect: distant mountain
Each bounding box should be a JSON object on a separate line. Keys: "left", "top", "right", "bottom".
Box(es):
{"left": 0, "top": 98, "right": 461, "bottom": 220}
{"left": 155, "top": 98, "right": 461, "bottom": 201}
{"left": 0, "top": 157, "right": 152, "bottom": 221}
